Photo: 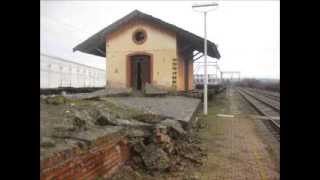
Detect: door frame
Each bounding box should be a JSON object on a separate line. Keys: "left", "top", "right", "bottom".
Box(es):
{"left": 126, "top": 52, "right": 153, "bottom": 88}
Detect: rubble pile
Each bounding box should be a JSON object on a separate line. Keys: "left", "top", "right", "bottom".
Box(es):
{"left": 126, "top": 124, "right": 206, "bottom": 175}
{"left": 108, "top": 114, "right": 206, "bottom": 179}
{"left": 41, "top": 95, "right": 206, "bottom": 178}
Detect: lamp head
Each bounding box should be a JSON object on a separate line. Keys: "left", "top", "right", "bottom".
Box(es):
{"left": 192, "top": 2, "right": 219, "bottom": 12}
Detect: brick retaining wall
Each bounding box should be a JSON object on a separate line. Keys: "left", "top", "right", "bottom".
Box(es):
{"left": 40, "top": 131, "right": 129, "bottom": 180}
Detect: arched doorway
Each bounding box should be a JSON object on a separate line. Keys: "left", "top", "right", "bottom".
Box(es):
{"left": 127, "top": 54, "right": 152, "bottom": 90}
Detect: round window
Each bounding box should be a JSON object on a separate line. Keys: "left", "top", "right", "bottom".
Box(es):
{"left": 133, "top": 29, "right": 147, "bottom": 44}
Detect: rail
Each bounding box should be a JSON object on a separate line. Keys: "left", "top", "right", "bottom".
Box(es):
{"left": 246, "top": 87, "right": 280, "bottom": 102}
{"left": 239, "top": 88, "right": 280, "bottom": 112}
{"left": 237, "top": 87, "right": 280, "bottom": 141}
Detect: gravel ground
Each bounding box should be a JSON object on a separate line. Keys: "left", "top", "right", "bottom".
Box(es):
{"left": 194, "top": 87, "right": 280, "bottom": 180}
{"left": 107, "top": 96, "right": 201, "bottom": 122}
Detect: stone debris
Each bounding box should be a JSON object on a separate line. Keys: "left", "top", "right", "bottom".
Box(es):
{"left": 61, "top": 91, "right": 67, "bottom": 96}
{"left": 144, "top": 83, "right": 168, "bottom": 96}
{"left": 95, "top": 113, "right": 114, "bottom": 126}
{"left": 63, "top": 88, "right": 132, "bottom": 100}
{"left": 72, "top": 115, "right": 88, "bottom": 130}
{"left": 40, "top": 137, "right": 56, "bottom": 148}
{"left": 132, "top": 113, "right": 167, "bottom": 124}
{"left": 45, "top": 95, "right": 66, "bottom": 105}
{"left": 141, "top": 143, "right": 171, "bottom": 172}
{"left": 217, "top": 114, "right": 235, "bottom": 118}
{"left": 93, "top": 109, "right": 152, "bottom": 127}
{"left": 109, "top": 166, "right": 147, "bottom": 180}
{"left": 159, "top": 118, "right": 186, "bottom": 135}
{"left": 125, "top": 120, "right": 206, "bottom": 177}
{"left": 126, "top": 128, "right": 151, "bottom": 138}
{"left": 40, "top": 94, "right": 46, "bottom": 100}
{"left": 115, "top": 119, "right": 152, "bottom": 127}
{"left": 41, "top": 95, "right": 206, "bottom": 179}
{"left": 51, "top": 125, "right": 76, "bottom": 138}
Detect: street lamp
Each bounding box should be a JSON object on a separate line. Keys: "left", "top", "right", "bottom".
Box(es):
{"left": 192, "top": 2, "right": 218, "bottom": 115}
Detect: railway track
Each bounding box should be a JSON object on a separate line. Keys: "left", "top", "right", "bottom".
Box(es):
{"left": 240, "top": 88, "right": 280, "bottom": 112}
{"left": 246, "top": 88, "right": 280, "bottom": 102}
{"left": 237, "top": 87, "right": 280, "bottom": 141}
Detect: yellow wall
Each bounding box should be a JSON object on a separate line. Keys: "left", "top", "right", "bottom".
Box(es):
{"left": 177, "top": 53, "right": 185, "bottom": 91}
{"left": 106, "top": 20, "right": 193, "bottom": 91}
{"left": 188, "top": 61, "right": 194, "bottom": 90}
{"left": 177, "top": 50, "right": 194, "bottom": 91}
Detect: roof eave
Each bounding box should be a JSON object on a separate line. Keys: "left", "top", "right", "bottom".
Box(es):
{"left": 73, "top": 10, "right": 221, "bottom": 59}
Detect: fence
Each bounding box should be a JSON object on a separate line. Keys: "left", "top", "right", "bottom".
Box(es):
{"left": 40, "top": 54, "right": 106, "bottom": 88}
{"left": 194, "top": 74, "right": 221, "bottom": 85}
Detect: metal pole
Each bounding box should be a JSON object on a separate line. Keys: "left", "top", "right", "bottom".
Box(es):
{"left": 204, "top": 11, "right": 208, "bottom": 115}
{"left": 192, "top": 2, "right": 218, "bottom": 115}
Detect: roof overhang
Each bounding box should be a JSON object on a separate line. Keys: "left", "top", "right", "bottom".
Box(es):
{"left": 73, "top": 10, "right": 221, "bottom": 59}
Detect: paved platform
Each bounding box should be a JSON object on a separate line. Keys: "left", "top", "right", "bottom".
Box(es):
{"left": 107, "top": 96, "right": 201, "bottom": 123}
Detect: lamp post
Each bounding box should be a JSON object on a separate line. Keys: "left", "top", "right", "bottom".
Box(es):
{"left": 192, "top": 2, "right": 218, "bottom": 115}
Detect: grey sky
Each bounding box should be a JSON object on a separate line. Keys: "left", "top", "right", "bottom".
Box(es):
{"left": 40, "top": 1, "right": 279, "bottom": 79}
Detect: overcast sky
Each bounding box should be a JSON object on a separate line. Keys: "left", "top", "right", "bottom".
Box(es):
{"left": 40, "top": 1, "right": 279, "bottom": 79}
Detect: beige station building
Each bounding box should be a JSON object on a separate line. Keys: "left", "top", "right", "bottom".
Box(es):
{"left": 74, "top": 10, "right": 220, "bottom": 91}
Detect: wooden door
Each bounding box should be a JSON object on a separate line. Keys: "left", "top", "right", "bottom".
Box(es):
{"left": 130, "top": 55, "right": 150, "bottom": 90}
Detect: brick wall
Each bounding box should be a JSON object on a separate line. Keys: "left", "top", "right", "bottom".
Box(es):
{"left": 40, "top": 132, "right": 129, "bottom": 180}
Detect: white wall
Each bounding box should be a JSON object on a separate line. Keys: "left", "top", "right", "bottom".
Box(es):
{"left": 40, "top": 54, "right": 106, "bottom": 88}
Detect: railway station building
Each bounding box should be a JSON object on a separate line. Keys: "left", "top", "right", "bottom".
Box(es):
{"left": 74, "top": 10, "right": 220, "bottom": 91}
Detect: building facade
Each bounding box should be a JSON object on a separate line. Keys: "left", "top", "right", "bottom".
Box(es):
{"left": 74, "top": 10, "right": 220, "bottom": 91}
{"left": 106, "top": 20, "right": 194, "bottom": 91}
